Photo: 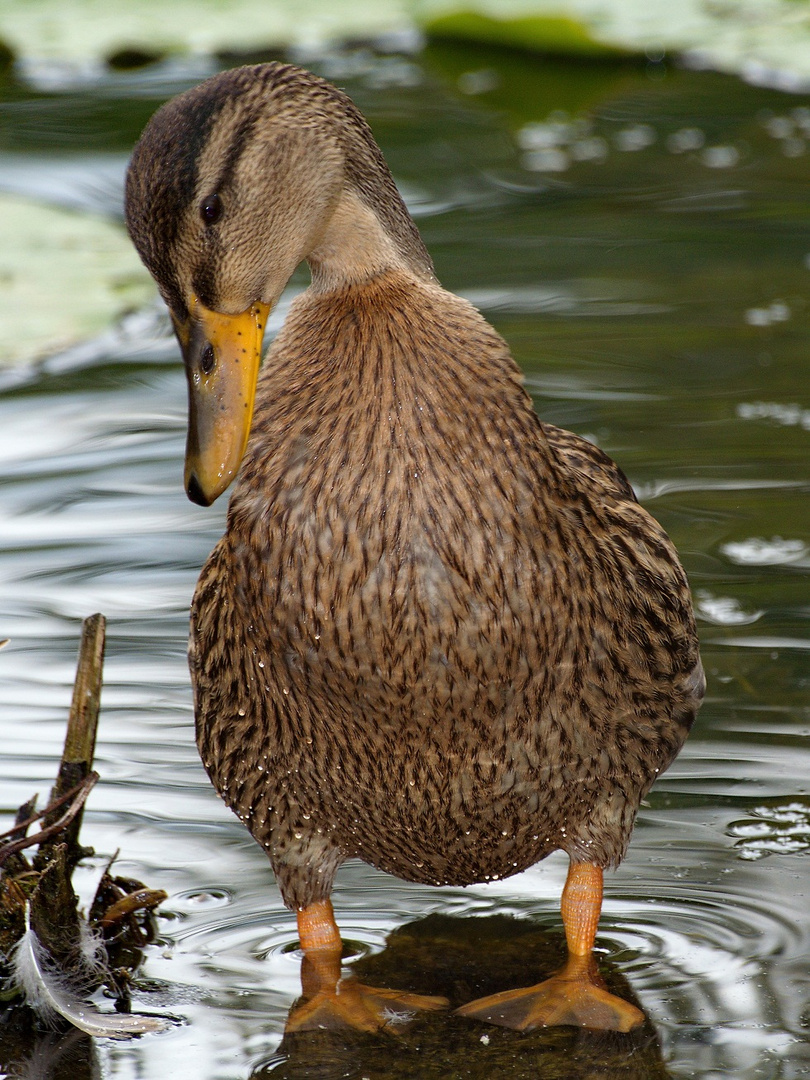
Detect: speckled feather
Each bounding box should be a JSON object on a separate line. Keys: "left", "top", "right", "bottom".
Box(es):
{"left": 190, "top": 271, "right": 703, "bottom": 909}
{"left": 127, "top": 62, "right": 704, "bottom": 915}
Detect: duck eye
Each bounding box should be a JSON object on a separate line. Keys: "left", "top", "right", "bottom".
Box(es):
{"left": 200, "top": 193, "right": 222, "bottom": 225}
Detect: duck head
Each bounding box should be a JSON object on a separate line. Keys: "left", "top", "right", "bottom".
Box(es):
{"left": 125, "top": 62, "right": 434, "bottom": 505}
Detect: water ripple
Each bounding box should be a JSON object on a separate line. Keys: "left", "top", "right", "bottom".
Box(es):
{"left": 727, "top": 802, "right": 810, "bottom": 860}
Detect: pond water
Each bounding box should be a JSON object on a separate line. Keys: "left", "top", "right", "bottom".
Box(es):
{"left": 1, "top": 41, "right": 809, "bottom": 1080}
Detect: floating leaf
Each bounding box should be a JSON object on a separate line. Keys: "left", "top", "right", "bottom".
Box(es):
{"left": 0, "top": 195, "right": 153, "bottom": 366}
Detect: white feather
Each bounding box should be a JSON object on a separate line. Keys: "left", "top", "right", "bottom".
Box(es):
{"left": 77, "top": 919, "right": 107, "bottom": 976}
{"left": 11, "top": 904, "right": 170, "bottom": 1039}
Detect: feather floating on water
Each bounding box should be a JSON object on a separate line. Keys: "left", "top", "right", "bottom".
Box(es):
{"left": 11, "top": 904, "right": 170, "bottom": 1039}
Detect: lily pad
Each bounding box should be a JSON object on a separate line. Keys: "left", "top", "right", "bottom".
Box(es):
{"left": 3, "top": 0, "right": 810, "bottom": 91}
{"left": 0, "top": 0, "right": 411, "bottom": 64}
{"left": 418, "top": 0, "right": 810, "bottom": 88}
{"left": 0, "top": 195, "right": 153, "bottom": 365}
{"left": 423, "top": 11, "right": 627, "bottom": 59}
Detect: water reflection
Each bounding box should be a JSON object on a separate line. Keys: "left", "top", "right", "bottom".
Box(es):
{"left": 253, "top": 915, "right": 668, "bottom": 1080}
{"left": 1, "top": 38, "right": 809, "bottom": 1080}
{"left": 0, "top": 1024, "right": 98, "bottom": 1080}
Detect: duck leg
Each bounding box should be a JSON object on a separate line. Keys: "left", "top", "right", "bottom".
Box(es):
{"left": 285, "top": 898, "right": 449, "bottom": 1033}
{"left": 456, "top": 861, "right": 644, "bottom": 1032}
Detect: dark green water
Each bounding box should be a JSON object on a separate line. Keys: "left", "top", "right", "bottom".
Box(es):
{"left": 1, "top": 42, "right": 809, "bottom": 1079}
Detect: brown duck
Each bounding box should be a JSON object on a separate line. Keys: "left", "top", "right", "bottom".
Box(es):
{"left": 125, "top": 62, "right": 705, "bottom": 1033}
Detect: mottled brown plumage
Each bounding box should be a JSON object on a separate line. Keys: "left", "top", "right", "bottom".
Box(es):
{"left": 125, "top": 61, "right": 704, "bottom": 1033}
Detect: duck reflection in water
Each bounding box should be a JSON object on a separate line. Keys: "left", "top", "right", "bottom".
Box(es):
{"left": 125, "top": 62, "right": 704, "bottom": 1035}
{"left": 254, "top": 915, "right": 669, "bottom": 1080}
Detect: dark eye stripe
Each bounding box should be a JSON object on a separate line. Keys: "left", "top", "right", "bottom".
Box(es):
{"left": 210, "top": 109, "right": 258, "bottom": 199}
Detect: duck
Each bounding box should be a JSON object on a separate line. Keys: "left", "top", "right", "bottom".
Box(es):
{"left": 125, "top": 61, "right": 705, "bottom": 1034}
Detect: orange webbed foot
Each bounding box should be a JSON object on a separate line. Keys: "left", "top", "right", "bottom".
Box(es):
{"left": 458, "top": 861, "right": 644, "bottom": 1033}
{"left": 287, "top": 968, "right": 448, "bottom": 1033}
{"left": 455, "top": 953, "right": 644, "bottom": 1032}
{"left": 287, "top": 898, "right": 448, "bottom": 1034}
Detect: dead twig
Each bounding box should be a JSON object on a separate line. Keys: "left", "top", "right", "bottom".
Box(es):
{"left": 36, "top": 614, "right": 105, "bottom": 871}
{"left": 0, "top": 774, "right": 98, "bottom": 867}
{"left": 0, "top": 780, "right": 94, "bottom": 845}
{"left": 99, "top": 888, "right": 168, "bottom": 929}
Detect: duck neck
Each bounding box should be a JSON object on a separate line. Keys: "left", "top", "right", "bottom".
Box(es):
{"left": 306, "top": 189, "right": 436, "bottom": 293}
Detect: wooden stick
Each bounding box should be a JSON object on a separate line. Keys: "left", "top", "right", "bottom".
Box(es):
{"left": 37, "top": 614, "right": 106, "bottom": 868}
{"left": 62, "top": 613, "right": 106, "bottom": 775}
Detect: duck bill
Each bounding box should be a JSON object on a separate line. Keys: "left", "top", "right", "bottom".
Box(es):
{"left": 176, "top": 298, "right": 270, "bottom": 506}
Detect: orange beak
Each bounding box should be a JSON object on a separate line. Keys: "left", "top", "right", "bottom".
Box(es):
{"left": 174, "top": 297, "right": 270, "bottom": 506}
